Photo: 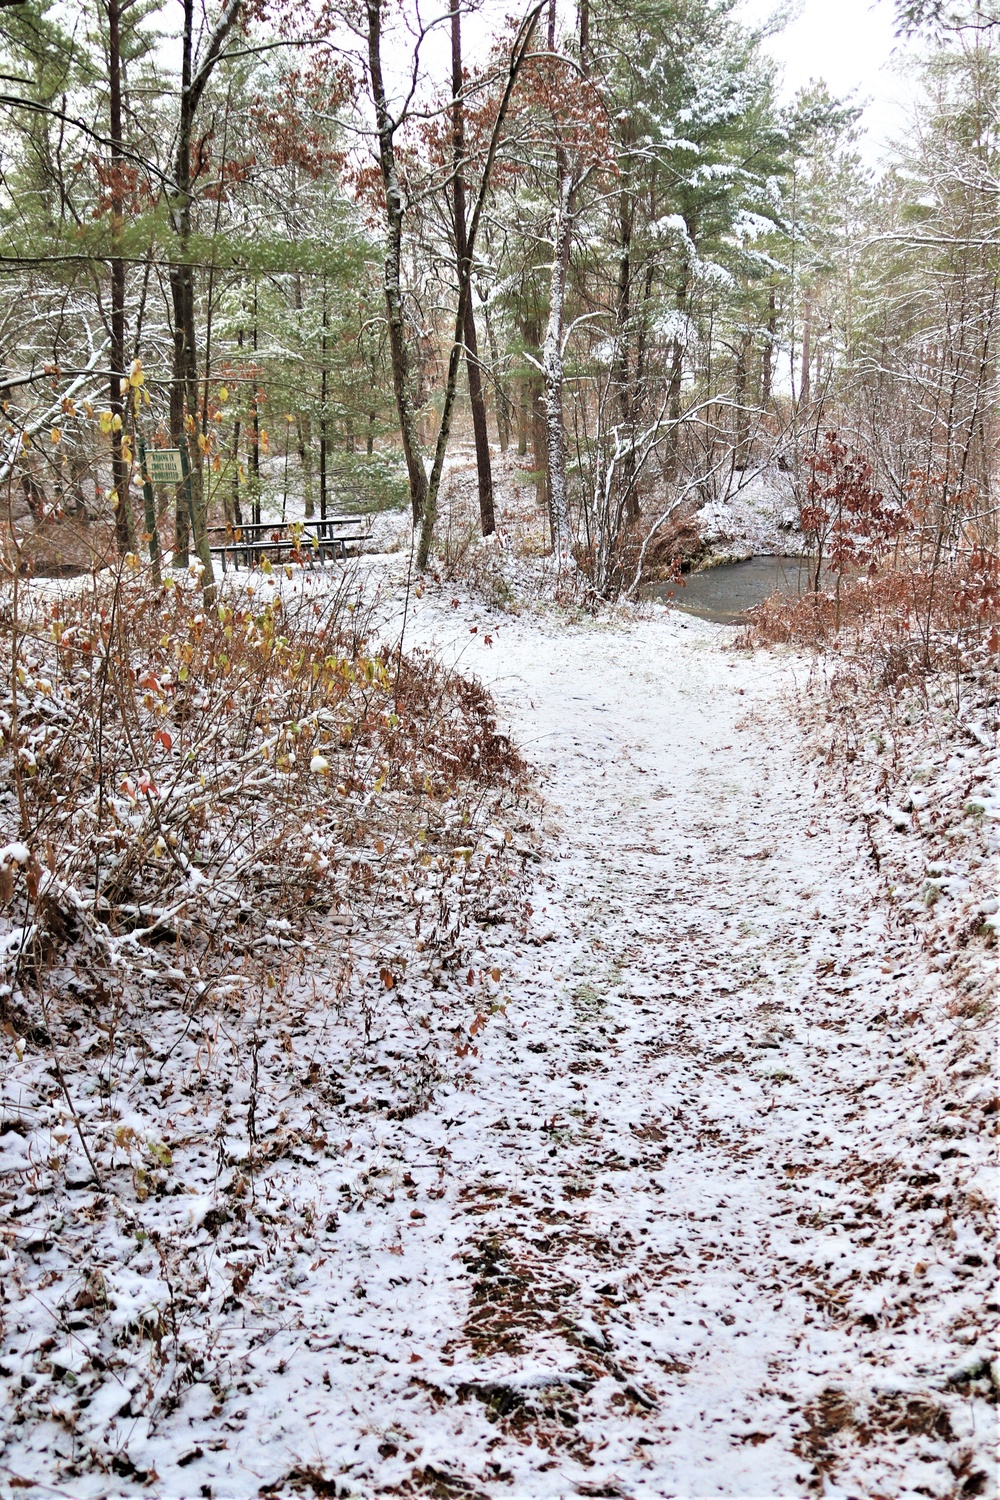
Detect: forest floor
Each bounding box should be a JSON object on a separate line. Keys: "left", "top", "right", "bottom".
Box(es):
{"left": 1, "top": 475, "right": 996, "bottom": 1500}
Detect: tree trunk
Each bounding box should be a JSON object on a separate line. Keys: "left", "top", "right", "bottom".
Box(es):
{"left": 543, "top": 164, "right": 574, "bottom": 565}
{"left": 761, "top": 283, "right": 776, "bottom": 410}
{"left": 516, "top": 390, "right": 528, "bottom": 456}
{"left": 106, "top": 0, "right": 136, "bottom": 557}
{"left": 734, "top": 326, "right": 752, "bottom": 469}
{"left": 799, "top": 296, "right": 812, "bottom": 410}
{"left": 452, "top": 0, "right": 495, "bottom": 536}
{"left": 531, "top": 381, "right": 547, "bottom": 504}
{"left": 168, "top": 0, "right": 228, "bottom": 600}
{"left": 614, "top": 187, "right": 641, "bottom": 522}
{"left": 520, "top": 315, "right": 546, "bottom": 500}
{"left": 366, "top": 0, "right": 427, "bottom": 524}
{"left": 542, "top": 0, "right": 573, "bottom": 561}
{"left": 228, "top": 326, "right": 244, "bottom": 527}
{"left": 290, "top": 268, "right": 314, "bottom": 518}
{"left": 319, "top": 287, "right": 328, "bottom": 520}
{"left": 229, "top": 414, "right": 242, "bottom": 527}
{"left": 482, "top": 296, "right": 510, "bottom": 452}
{"left": 664, "top": 268, "right": 688, "bottom": 475}
{"left": 296, "top": 414, "right": 313, "bottom": 517}
{"left": 415, "top": 0, "right": 542, "bottom": 568}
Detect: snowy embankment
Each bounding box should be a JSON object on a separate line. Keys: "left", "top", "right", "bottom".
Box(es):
{"left": 0, "top": 544, "right": 995, "bottom": 1500}
{"left": 696, "top": 469, "right": 803, "bottom": 564}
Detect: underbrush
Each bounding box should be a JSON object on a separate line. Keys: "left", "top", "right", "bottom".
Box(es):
{"left": 741, "top": 558, "right": 999, "bottom": 963}
{"left": 741, "top": 559, "right": 998, "bottom": 1242}
{"left": 0, "top": 561, "right": 537, "bottom": 1481}
{"left": 743, "top": 558, "right": 999, "bottom": 661}
{"left": 2, "top": 564, "right": 525, "bottom": 1005}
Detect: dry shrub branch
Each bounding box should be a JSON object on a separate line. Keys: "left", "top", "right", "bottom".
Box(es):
{"left": 0, "top": 560, "right": 538, "bottom": 1472}
{"left": 1, "top": 563, "right": 525, "bottom": 1016}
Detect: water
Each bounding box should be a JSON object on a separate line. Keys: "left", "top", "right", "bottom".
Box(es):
{"left": 649, "top": 555, "right": 813, "bottom": 624}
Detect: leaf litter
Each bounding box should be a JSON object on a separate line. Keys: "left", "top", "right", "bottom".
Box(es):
{"left": 0, "top": 534, "right": 995, "bottom": 1499}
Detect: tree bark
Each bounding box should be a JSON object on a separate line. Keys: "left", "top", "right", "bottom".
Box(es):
{"left": 229, "top": 325, "right": 244, "bottom": 527}
{"left": 319, "top": 286, "right": 329, "bottom": 519}
{"left": 228, "top": 414, "right": 242, "bottom": 527}
{"left": 167, "top": 0, "right": 238, "bottom": 599}
{"left": 613, "top": 186, "right": 641, "bottom": 521}
{"left": 249, "top": 291, "right": 261, "bottom": 526}
{"left": 664, "top": 266, "right": 689, "bottom": 475}
{"left": 482, "top": 295, "right": 510, "bottom": 452}
{"left": 542, "top": 163, "right": 574, "bottom": 564}
{"left": 415, "top": 0, "right": 543, "bottom": 569}
{"left": 106, "top": 0, "right": 136, "bottom": 558}
{"left": 761, "top": 282, "right": 777, "bottom": 410}
{"left": 451, "top": 0, "right": 495, "bottom": 536}
{"left": 799, "top": 296, "right": 812, "bottom": 409}
{"left": 734, "top": 328, "right": 752, "bottom": 469}
{"left": 516, "top": 385, "right": 528, "bottom": 456}
{"left": 541, "top": 0, "right": 573, "bottom": 563}
{"left": 366, "top": 0, "right": 427, "bottom": 524}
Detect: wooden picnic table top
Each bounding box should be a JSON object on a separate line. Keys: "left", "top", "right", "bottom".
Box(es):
{"left": 207, "top": 515, "right": 370, "bottom": 539}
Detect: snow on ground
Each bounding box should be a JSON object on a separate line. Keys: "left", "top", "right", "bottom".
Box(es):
{"left": 1, "top": 537, "right": 995, "bottom": 1499}
{"left": 695, "top": 470, "right": 803, "bottom": 563}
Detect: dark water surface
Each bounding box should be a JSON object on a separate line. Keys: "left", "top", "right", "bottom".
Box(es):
{"left": 649, "top": 554, "right": 812, "bottom": 624}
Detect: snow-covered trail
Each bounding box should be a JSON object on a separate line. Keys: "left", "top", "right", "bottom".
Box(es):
{"left": 337, "top": 600, "right": 987, "bottom": 1500}
{"left": 67, "top": 596, "right": 990, "bottom": 1500}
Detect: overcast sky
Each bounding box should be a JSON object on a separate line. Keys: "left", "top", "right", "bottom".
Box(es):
{"left": 739, "top": 0, "right": 919, "bottom": 163}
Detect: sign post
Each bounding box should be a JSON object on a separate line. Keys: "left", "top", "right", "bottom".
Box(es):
{"left": 142, "top": 445, "right": 185, "bottom": 488}
{"left": 135, "top": 436, "right": 214, "bottom": 598}
{"left": 177, "top": 440, "right": 198, "bottom": 548}
{"left": 138, "top": 443, "right": 199, "bottom": 573}
{"left": 136, "top": 434, "right": 162, "bottom": 584}
{"left": 178, "top": 439, "right": 214, "bottom": 592}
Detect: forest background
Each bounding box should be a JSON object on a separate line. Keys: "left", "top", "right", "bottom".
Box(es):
{"left": 0, "top": 0, "right": 995, "bottom": 616}
{"left": 0, "top": 3, "right": 997, "bottom": 1491}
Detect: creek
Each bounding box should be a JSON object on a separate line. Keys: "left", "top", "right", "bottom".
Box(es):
{"left": 648, "top": 553, "right": 814, "bottom": 623}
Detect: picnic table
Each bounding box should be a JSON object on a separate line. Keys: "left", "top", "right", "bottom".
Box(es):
{"left": 207, "top": 515, "right": 373, "bottom": 572}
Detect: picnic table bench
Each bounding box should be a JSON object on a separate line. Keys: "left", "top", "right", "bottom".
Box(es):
{"left": 207, "top": 515, "right": 373, "bottom": 572}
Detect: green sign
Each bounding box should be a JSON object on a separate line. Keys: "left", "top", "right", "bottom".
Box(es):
{"left": 144, "top": 448, "right": 185, "bottom": 485}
